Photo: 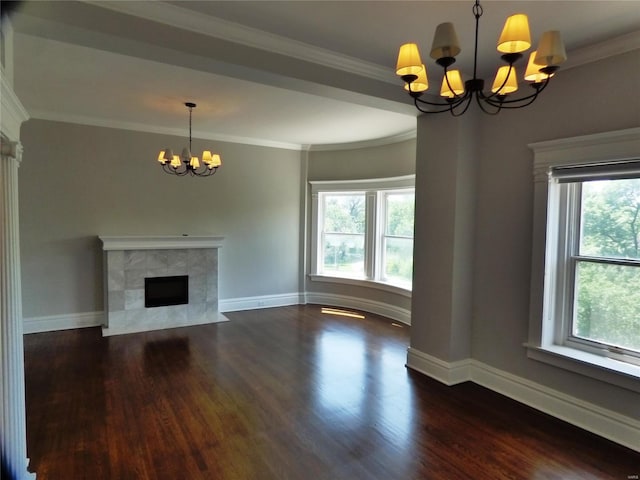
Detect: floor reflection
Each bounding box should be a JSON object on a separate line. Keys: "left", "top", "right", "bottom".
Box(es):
{"left": 313, "top": 319, "right": 415, "bottom": 453}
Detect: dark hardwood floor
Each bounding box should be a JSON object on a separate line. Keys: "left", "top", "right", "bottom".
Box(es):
{"left": 23, "top": 305, "right": 639, "bottom": 479}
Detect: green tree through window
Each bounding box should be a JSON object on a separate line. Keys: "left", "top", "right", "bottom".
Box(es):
{"left": 574, "top": 178, "right": 640, "bottom": 353}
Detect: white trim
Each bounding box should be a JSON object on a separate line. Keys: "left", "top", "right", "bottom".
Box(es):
{"left": 526, "top": 344, "right": 640, "bottom": 393}
{"left": 99, "top": 235, "right": 224, "bottom": 251}
{"left": 528, "top": 127, "right": 640, "bottom": 182}
{"left": 219, "top": 292, "right": 304, "bottom": 313}
{"left": 0, "top": 70, "right": 30, "bottom": 141}
{"left": 470, "top": 360, "right": 640, "bottom": 453}
{"left": 29, "top": 111, "right": 417, "bottom": 153}
{"left": 304, "top": 291, "right": 411, "bottom": 325}
{"left": 23, "top": 311, "right": 104, "bottom": 334}
{"left": 564, "top": 31, "right": 640, "bottom": 71}
{"left": 309, "top": 274, "right": 411, "bottom": 298}
{"left": 529, "top": 127, "right": 640, "bottom": 388}
{"left": 406, "top": 347, "right": 472, "bottom": 385}
{"left": 406, "top": 347, "right": 640, "bottom": 452}
{"left": 306, "top": 131, "right": 417, "bottom": 152}
{"left": 28, "top": 109, "right": 304, "bottom": 151}
{"left": 85, "top": 0, "right": 394, "bottom": 85}
{"left": 310, "top": 175, "right": 415, "bottom": 192}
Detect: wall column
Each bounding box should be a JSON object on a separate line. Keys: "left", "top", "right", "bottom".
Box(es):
{"left": 1, "top": 24, "right": 34, "bottom": 475}
{"left": 1, "top": 140, "right": 34, "bottom": 479}
{"left": 407, "top": 111, "right": 478, "bottom": 385}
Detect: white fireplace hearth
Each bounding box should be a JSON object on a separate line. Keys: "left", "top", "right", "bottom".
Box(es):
{"left": 99, "top": 235, "right": 228, "bottom": 336}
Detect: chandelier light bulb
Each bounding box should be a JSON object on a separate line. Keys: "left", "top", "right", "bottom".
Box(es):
{"left": 395, "top": 0, "right": 565, "bottom": 115}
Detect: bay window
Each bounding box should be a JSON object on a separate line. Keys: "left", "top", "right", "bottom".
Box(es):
{"left": 310, "top": 176, "right": 415, "bottom": 293}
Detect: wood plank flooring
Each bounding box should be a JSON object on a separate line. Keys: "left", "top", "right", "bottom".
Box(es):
{"left": 23, "top": 305, "right": 640, "bottom": 479}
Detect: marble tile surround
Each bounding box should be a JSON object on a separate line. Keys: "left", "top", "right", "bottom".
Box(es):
{"left": 102, "top": 242, "right": 225, "bottom": 336}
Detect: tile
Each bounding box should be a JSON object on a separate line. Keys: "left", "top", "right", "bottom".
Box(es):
{"left": 125, "top": 269, "right": 146, "bottom": 289}
{"left": 147, "top": 250, "right": 169, "bottom": 269}
{"left": 108, "top": 290, "right": 125, "bottom": 312}
{"left": 125, "top": 289, "right": 145, "bottom": 310}
{"left": 206, "top": 279, "right": 218, "bottom": 302}
{"left": 188, "top": 303, "right": 206, "bottom": 323}
{"left": 108, "top": 269, "right": 125, "bottom": 291}
{"left": 189, "top": 275, "right": 207, "bottom": 304}
{"left": 167, "top": 250, "right": 188, "bottom": 271}
{"left": 107, "top": 251, "right": 124, "bottom": 271}
{"left": 124, "top": 250, "right": 146, "bottom": 271}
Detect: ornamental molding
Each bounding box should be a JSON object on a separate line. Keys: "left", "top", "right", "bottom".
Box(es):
{"left": 529, "top": 127, "right": 640, "bottom": 183}
{"left": 99, "top": 235, "right": 225, "bottom": 251}
{"left": 0, "top": 72, "right": 29, "bottom": 142}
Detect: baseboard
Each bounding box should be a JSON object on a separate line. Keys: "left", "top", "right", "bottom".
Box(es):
{"left": 219, "top": 292, "right": 304, "bottom": 312}
{"left": 469, "top": 360, "right": 640, "bottom": 453}
{"left": 23, "top": 311, "right": 104, "bottom": 334}
{"left": 305, "top": 292, "right": 411, "bottom": 325}
{"left": 405, "top": 347, "right": 640, "bottom": 453}
{"left": 406, "top": 347, "right": 472, "bottom": 385}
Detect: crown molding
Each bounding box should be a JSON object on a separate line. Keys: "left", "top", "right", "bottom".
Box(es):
{"left": 305, "top": 130, "right": 416, "bottom": 152}
{"left": 0, "top": 71, "right": 30, "bottom": 141}
{"left": 564, "top": 30, "right": 640, "bottom": 70}
{"left": 28, "top": 109, "right": 304, "bottom": 151}
{"left": 29, "top": 109, "right": 418, "bottom": 153}
{"left": 84, "top": 0, "right": 394, "bottom": 85}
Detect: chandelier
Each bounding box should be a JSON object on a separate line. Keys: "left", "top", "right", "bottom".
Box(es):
{"left": 395, "top": 0, "right": 567, "bottom": 116}
{"left": 156, "top": 102, "right": 222, "bottom": 176}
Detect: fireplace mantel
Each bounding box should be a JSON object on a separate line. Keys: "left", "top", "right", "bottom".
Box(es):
{"left": 99, "top": 235, "right": 226, "bottom": 336}
{"left": 99, "top": 235, "right": 224, "bottom": 251}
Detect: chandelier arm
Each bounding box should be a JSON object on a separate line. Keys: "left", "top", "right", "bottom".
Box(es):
{"left": 414, "top": 92, "right": 468, "bottom": 108}
{"left": 481, "top": 79, "right": 549, "bottom": 109}
{"left": 414, "top": 95, "right": 468, "bottom": 114}
{"left": 449, "top": 93, "right": 476, "bottom": 117}
{"left": 475, "top": 93, "right": 502, "bottom": 115}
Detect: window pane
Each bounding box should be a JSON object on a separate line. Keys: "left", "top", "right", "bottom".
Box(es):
{"left": 580, "top": 178, "right": 640, "bottom": 260}
{"left": 323, "top": 195, "right": 365, "bottom": 234}
{"left": 384, "top": 237, "right": 413, "bottom": 287}
{"left": 574, "top": 261, "right": 640, "bottom": 353}
{"left": 323, "top": 233, "right": 365, "bottom": 276}
{"left": 386, "top": 193, "right": 415, "bottom": 236}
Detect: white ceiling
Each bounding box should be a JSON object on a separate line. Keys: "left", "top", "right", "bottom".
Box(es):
{"left": 7, "top": 1, "right": 640, "bottom": 149}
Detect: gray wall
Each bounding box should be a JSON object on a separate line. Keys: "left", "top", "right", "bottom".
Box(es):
{"left": 18, "top": 120, "right": 302, "bottom": 318}
{"left": 306, "top": 139, "right": 416, "bottom": 313}
{"left": 411, "top": 50, "right": 640, "bottom": 419}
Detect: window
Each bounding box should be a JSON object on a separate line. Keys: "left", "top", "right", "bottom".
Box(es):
{"left": 528, "top": 128, "right": 640, "bottom": 390}
{"left": 321, "top": 193, "right": 366, "bottom": 277}
{"left": 310, "top": 176, "right": 415, "bottom": 293}
{"left": 551, "top": 171, "right": 640, "bottom": 365}
{"left": 382, "top": 191, "right": 414, "bottom": 288}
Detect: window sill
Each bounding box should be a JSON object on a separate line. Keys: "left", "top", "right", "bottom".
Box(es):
{"left": 308, "top": 274, "right": 412, "bottom": 298}
{"left": 526, "top": 343, "right": 640, "bottom": 393}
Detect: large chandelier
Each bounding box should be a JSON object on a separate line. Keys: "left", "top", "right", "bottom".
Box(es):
{"left": 395, "top": 0, "right": 567, "bottom": 116}
{"left": 157, "top": 102, "right": 222, "bottom": 177}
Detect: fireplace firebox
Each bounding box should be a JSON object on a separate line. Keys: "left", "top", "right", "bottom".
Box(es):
{"left": 145, "top": 275, "right": 189, "bottom": 308}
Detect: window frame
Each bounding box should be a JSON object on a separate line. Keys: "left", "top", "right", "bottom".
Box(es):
{"left": 309, "top": 175, "right": 415, "bottom": 296}
{"left": 550, "top": 179, "right": 640, "bottom": 367}
{"left": 528, "top": 127, "right": 640, "bottom": 392}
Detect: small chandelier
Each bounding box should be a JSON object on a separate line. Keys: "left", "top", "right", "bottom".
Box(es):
{"left": 157, "top": 102, "right": 222, "bottom": 177}
{"left": 395, "top": 0, "right": 567, "bottom": 116}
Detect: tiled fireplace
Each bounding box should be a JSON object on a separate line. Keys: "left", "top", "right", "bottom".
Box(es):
{"left": 99, "top": 235, "right": 227, "bottom": 336}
